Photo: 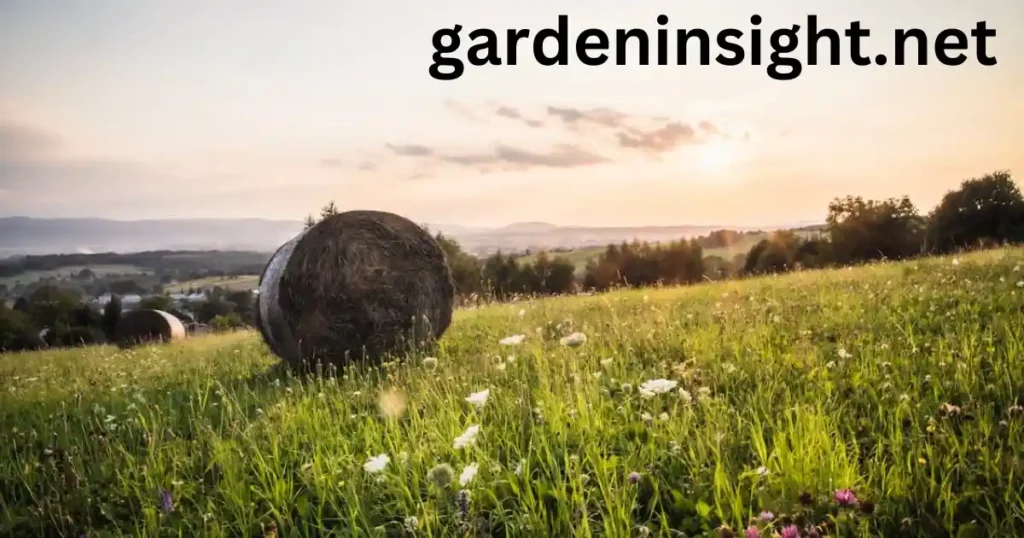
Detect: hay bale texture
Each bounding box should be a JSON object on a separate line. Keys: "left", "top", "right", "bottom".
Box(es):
{"left": 257, "top": 210, "right": 455, "bottom": 371}
{"left": 114, "top": 309, "right": 186, "bottom": 348}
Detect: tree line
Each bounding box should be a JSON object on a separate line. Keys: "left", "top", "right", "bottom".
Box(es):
{"left": 3, "top": 169, "right": 1019, "bottom": 352}
{"left": 0, "top": 287, "right": 257, "bottom": 352}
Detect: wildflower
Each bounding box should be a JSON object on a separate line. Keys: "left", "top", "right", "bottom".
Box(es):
{"left": 744, "top": 526, "right": 761, "bottom": 538}
{"left": 716, "top": 525, "right": 735, "bottom": 538}
{"left": 404, "top": 516, "right": 419, "bottom": 532}
{"left": 363, "top": 453, "right": 390, "bottom": 474}
{"left": 825, "top": 361, "right": 836, "bottom": 369}
{"left": 780, "top": 525, "right": 800, "bottom": 538}
{"left": 834, "top": 488, "right": 857, "bottom": 507}
{"left": 638, "top": 525, "right": 651, "bottom": 537}
{"left": 518, "top": 309, "right": 525, "bottom": 317}
{"left": 758, "top": 510, "right": 774, "bottom": 522}
{"left": 560, "top": 332, "right": 587, "bottom": 347}
{"left": 514, "top": 459, "right": 525, "bottom": 476}
{"left": 658, "top": 412, "right": 669, "bottom": 421}
{"left": 506, "top": 355, "right": 516, "bottom": 364}
{"left": 159, "top": 489, "right": 174, "bottom": 514}
{"left": 427, "top": 463, "right": 454, "bottom": 488}
{"left": 697, "top": 386, "right": 712, "bottom": 398}
{"left": 495, "top": 362, "right": 507, "bottom": 372}
{"left": 641, "top": 412, "right": 654, "bottom": 422}
{"left": 456, "top": 489, "right": 471, "bottom": 517}
{"left": 459, "top": 463, "right": 478, "bottom": 486}
{"left": 600, "top": 358, "right": 613, "bottom": 367}
{"left": 453, "top": 425, "right": 481, "bottom": 449}
{"left": 1008, "top": 404, "right": 1023, "bottom": 416}
{"left": 638, "top": 379, "right": 678, "bottom": 398}
{"left": 723, "top": 363, "right": 737, "bottom": 374}
{"left": 378, "top": 389, "right": 408, "bottom": 418}
{"left": 837, "top": 348, "right": 852, "bottom": 359}
{"left": 621, "top": 383, "right": 633, "bottom": 393}
{"left": 755, "top": 466, "right": 770, "bottom": 477}
{"left": 938, "top": 402, "right": 961, "bottom": 417}
{"left": 679, "top": 389, "right": 693, "bottom": 402}
{"left": 465, "top": 389, "right": 489, "bottom": 409}
{"left": 951, "top": 258, "right": 960, "bottom": 266}
{"left": 423, "top": 357, "right": 438, "bottom": 369}
{"left": 627, "top": 471, "right": 642, "bottom": 484}
{"left": 499, "top": 334, "right": 525, "bottom": 346}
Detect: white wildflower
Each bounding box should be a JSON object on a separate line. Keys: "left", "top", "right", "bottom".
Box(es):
{"left": 363, "top": 453, "right": 390, "bottom": 474}
{"left": 499, "top": 334, "right": 526, "bottom": 346}
{"left": 600, "top": 358, "right": 613, "bottom": 367}
{"left": 755, "top": 466, "right": 770, "bottom": 477}
{"left": 466, "top": 389, "right": 489, "bottom": 409}
{"left": 453, "top": 425, "right": 480, "bottom": 449}
{"left": 722, "top": 363, "right": 737, "bottom": 374}
{"left": 423, "top": 357, "right": 438, "bottom": 369}
{"left": 459, "top": 463, "right": 478, "bottom": 486}
{"left": 678, "top": 389, "right": 693, "bottom": 402}
{"left": 638, "top": 379, "right": 678, "bottom": 398}
{"left": 837, "top": 348, "right": 852, "bottom": 359}
{"left": 658, "top": 412, "right": 669, "bottom": 421}
{"left": 560, "top": 332, "right": 587, "bottom": 347}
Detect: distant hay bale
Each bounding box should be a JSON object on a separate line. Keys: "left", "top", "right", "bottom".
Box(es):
{"left": 114, "top": 309, "right": 186, "bottom": 348}
{"left": 257, "top": 210, "right": 455, "bottom": 372}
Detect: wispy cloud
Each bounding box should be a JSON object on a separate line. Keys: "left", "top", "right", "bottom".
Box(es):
{"left": 386, "top": 143, "right": 435, "bottom": 157}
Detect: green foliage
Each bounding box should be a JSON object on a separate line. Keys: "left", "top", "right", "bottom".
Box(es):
{"left": 210, "top": 312, "right": 244, "bottom": 332}
{"left": 0, "top": 249, "right": 1022, "bottom": 536}
{"left": 925, "top": 170, "right": 1024, "bottom": 253}
{"left": 101, "top": 296, "right": 122, "bottom": 341}
{"left": 826, "top": 195, "right": 925, "bottom": 264}
{"left": 0, "top": 305, "right": 43, "bottom": 351}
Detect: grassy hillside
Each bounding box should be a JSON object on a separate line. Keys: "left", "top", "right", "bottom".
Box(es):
{"left": 518, "top": 231, "right": 822, "bottom": 274}
{"left": 1, "top": 249, "right": 1023, "bottom": 536}
{"left": 0, "top": 264, "right": 149, "bottom": 288}
{"left": 166, "top": 274, "right": 260, "bottom": 293}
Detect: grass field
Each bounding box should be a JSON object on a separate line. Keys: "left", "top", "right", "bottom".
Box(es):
{"left": 2, "top": 249, "right": 1023, "bottom": 537}
{"left": 0, "top": 264, "right": 149, "bottom": 288}
{"left": 166, "top": 275, "right": 260, "bottom": 293}
{"left": 517, "top": 232, "right": 822, "bottom": 274}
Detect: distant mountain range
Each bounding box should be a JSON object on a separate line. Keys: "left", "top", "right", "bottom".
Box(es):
{"left": 0, "top": 217, "right": 821, "bottom": 258}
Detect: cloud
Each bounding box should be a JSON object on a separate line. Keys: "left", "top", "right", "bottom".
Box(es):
{"left": 546, "top": 106, "right": 630, "bottom": 129}
{"left": 357, "top": 161, "right": 377, "bottom": 171}
{"left": 494, "top": 106, "right": 544, "bottom": 128}
{"left": 439, "top": 144, "right": 609, "bottom": 170}
{"left": 0, "top": 120, "right": 62, "bottom": 162}
{"left": 386, "top": 143, "right": 435, "bottom": 157}
{"left": 615, "top": 122, "right": 699, "bottom": 153}
{"left": 320, "top": 157, "right": 343, "bottom": 167}
{"left": 443, "top": 100, "right": 487, "bottom": 124}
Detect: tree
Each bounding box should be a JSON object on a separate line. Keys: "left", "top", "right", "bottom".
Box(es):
{"left": 26, "top": 285, "right": 80, "bottom": 330}
{"left": 319, "top": 201, "right": 339, "bottom": 221}
{"left": 826, "top": 195, "right": 924, "bottom": 264}
{"left": 138, "top": 295, "right": 173, "bottom": 311}
{"left": 925, "top": 170, "right": 1024, "bottom": 253}
{"left": 303, "top": 214, "right": 317, "bottom": 230}
{"left": 0, "top": 306, "right": 44, "bottom": 352}
{"left": 102, "top": 295, "right": 122, "bottom": 340}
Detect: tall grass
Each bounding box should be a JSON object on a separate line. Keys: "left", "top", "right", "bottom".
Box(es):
{"left": 1, "top": 249, "right": 1023, "bottom": 537}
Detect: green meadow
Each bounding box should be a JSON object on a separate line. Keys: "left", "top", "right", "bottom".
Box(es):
{"left": 2, "top": 248, "right": 1023, "bottom": 537}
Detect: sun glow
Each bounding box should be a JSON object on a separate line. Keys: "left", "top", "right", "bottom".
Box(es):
{"left": 697, "top": 141, "right": 738, "bottom": 173}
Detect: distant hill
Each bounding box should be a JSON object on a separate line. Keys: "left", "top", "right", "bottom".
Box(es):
{"left": 0, "top": 217, "right": 821, "bottom": 258}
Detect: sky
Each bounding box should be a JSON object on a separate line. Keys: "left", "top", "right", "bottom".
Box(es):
{"left": 0, "top": 0, "right": 1021, "bottom": 228}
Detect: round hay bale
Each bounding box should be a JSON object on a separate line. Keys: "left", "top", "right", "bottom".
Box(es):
{"left": 257, "top": 210, "right": 455, "bottom": 371}
{"left": 114, "top": 309, "right": 186, "bottom": 348}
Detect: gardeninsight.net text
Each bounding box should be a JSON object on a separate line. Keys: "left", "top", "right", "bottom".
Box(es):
{"left": 428, "top": 15, "right": 997, "bottom": 81}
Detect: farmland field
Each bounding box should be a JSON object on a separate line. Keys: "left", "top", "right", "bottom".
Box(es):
{"left": 166, "top": 275, "right": 260, "bottom": 293}
{"left": 1, "top": 249, "right": 1023, "bottom": 537}
{"left": 0, "top": 264, "right": 149, "bottom": 288}
{"left": 518, "top": 231, "right": 822, "bottom": 274}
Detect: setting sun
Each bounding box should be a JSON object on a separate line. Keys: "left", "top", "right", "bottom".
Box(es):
{"left": 697, "top": 141, "right": 738, "bottom": 173}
